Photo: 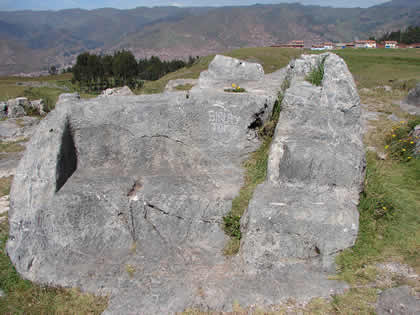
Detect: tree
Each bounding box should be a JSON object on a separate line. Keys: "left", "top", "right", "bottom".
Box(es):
{"left": 113, "top": 50, "right": 138, "bottom": 85}
{"left": 48, "top": 65, "right": 58, "bottom": 75}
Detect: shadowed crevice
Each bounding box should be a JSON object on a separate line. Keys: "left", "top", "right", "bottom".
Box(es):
{"left": 56, "top": 119, "right": 77, "bottom": 192}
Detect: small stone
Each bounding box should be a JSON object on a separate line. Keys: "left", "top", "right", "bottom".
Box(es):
{"left": 387, "top": 114, "right": 401, "bottom": 122}
{"left": 7, "top": 97, "right": 27, "bottom": 118}
{"left": 406, "top": 82, "right": 420, "bottom": 107}
{"left": 377, "top": 286, "right": 420, "bottom": 315}
{"left": 99, "top": 86, "right": 134, "bottom": 97}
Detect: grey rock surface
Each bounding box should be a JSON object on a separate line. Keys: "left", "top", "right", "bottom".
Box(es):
{"left": 7, "top": 97, "right": 27, "bottom": 118}
{"left": 377, "top": 286, "right": 420, "bottom": 315}
{"left": 0, "top": 152, "right": 21, "bottom": 178}
{"left": 7, "top": 54, "right": 362, "bottom": 314}
{"left": 198, "top": 54, "right": 264, "bottom": 89}
{"left": 57, "top": 92, "right": 80, "bottom": 103}
{"left": 387, "top": 113, "right": 402, "bottom": 122}
{"left": 406, "top": 82, "right": 420, "bottom": 106}
{"left": 0, "top": 117, "right": 40, "bottom": 141}
{"left": 241, "top": 53, "right": 365, "bottom": 272}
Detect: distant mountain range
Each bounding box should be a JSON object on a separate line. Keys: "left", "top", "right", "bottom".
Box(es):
{"left": 0, "top": 0, "right": 419, "bottom": 75}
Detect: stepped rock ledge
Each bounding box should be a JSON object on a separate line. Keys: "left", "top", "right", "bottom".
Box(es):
{"left": 7, "top": 53, "right": 365, "bottom": 314}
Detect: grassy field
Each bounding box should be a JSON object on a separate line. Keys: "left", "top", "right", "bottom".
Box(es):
{"left": 0, "top": 73, "right": 73, "bottom": 102}
{"left": 334, "top": 48, "right": 420, "bottom": 89}
{"left": 0, "top": 47, "right": 419, "bottom": 313}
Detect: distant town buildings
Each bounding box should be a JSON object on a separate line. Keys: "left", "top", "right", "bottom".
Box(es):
{"left": 273, "top": 40, "right": 305, "bottom": 48}
{"left": 355, "top": 40, "right": 377, "bottom": 48}
{"left": 270, "top": 39, "right": 420, "bottom": 50}
{"left": 385, "top": 41, "right": 398, "bottom": 48}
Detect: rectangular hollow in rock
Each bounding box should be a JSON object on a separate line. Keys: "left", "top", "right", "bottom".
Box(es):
{"left": 56, "top": 119, "right": 77, "bottom": 192}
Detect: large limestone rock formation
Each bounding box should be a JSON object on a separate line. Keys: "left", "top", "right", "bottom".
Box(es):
{"left": 7, "top": 54, "right": 365, "bottom": 314}
{"left": 240, "top": 53, "right": 365, "bottom": 272}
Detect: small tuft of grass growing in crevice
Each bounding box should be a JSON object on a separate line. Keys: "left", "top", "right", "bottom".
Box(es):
{"left": 306, "top": 56, "right": 327, "bottom": 87}
{"left": 125, "top": 264, "right": 136, "bottom": 278}
{"left": 222, "top": 91, "right": 285, "bottom": 256}
{"left": 224, "top": 88, "right": 246, "bottom": 93}
{"left": 175, "top": 83, "right": 194, "bottom": 91}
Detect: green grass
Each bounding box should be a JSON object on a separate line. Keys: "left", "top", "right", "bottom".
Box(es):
{"left": 226, "top": 47, "right": 301, "bottom": 74}
{"left": 0, "top": 73, "right": 97, "bottom": 110}
{"left": 0, "top": 74, "right": 73, "bottom": 102}
{"left": 0, "top": 138, "right": 27, "bottom": 154}
{"left": 174, "top": 83, "right": 194, "bottom": 91}
{"left": 337, "top": 122, "right": 420, "bottom": 283}
{"left": 0, "top": 176, "right": 12, "bottom": 197}
{"left": 23, "top": 87, "right": 63, "bottom": 113}
{"left": 334, "top": 48, "right": 420, "bottom": 89}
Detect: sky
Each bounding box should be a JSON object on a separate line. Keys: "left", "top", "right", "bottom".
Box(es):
{"left": 0, "top": 0, "right": 391, "bottom": 11}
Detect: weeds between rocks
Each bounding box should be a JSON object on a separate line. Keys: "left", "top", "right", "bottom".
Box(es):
{"left": 223, "top": 92, "right": 283, "bottom": 255}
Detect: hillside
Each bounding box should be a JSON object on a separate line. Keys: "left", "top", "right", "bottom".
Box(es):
{"left": 0, "top": 2, "right": 419, "bottom": 74}
{"left": 376, "top": 0, "right": 420, "bottom": 8}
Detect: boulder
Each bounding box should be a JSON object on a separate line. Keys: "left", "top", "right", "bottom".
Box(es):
{"left": 57, "top": 93, "right": 80, "bottom": 104}
{"left": 0, "top": 102, "right": 7, "bottom": 119}
{"left": 410, "top": 125, "right": 420, "bottom": 156}
{"left": 7, "top": 54, "right": 363, "bottom": 314}
{"left": 100, "top": 86, "right": 134, "bottom": 97}
{"left": 7, "top": 97, "right": 27, "bottom": 118}
{"left": 240, "top": 53, "right": 365, "bottom": 272}
{"left": 198, "top": 54, "right": 264, "bottom": 88}
{"left": 406, "top": 82, "right": 420, "bottom": 106}
{"left": 377, "top": 286, "right": 420, "bottom": 315}
{"left": 29, "top": 99, "right": 46, "bottom": 115}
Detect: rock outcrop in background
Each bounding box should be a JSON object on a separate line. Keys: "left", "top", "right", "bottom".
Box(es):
{"left": 7, "top": 54, "right": 365, "bottom": 314}
{"left": 0, "top": 97, "right": 47, "bottom": 119}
